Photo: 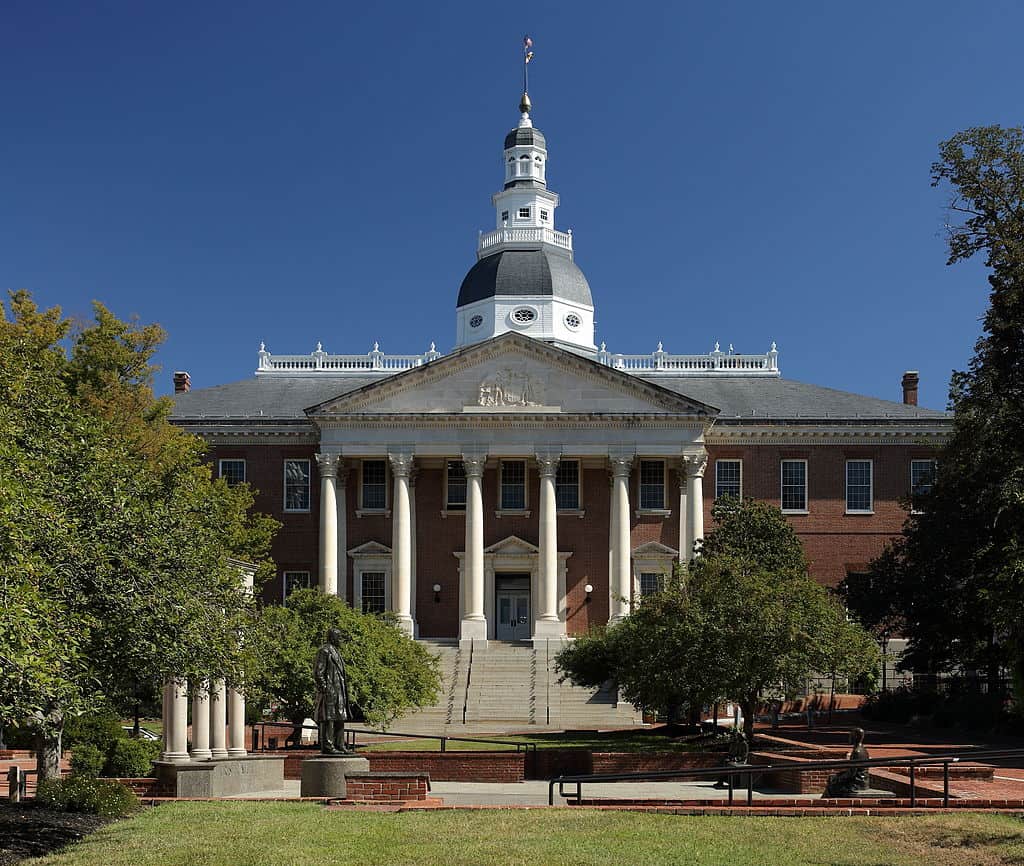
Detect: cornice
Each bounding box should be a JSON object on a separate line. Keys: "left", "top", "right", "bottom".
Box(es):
{"left": 315, "top": 413, "right": 709, "bottom": 431}
{"left": 707, "top": 422, "right": 950, "bottom": 446}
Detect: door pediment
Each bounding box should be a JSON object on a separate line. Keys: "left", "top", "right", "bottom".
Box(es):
{"left": 306, "top": 333, "right": 717, "bottom": 418}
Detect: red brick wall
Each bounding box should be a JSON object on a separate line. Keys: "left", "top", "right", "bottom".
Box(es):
{"left": 115, "top": 777, "right": 174, "bottom": 797}
{"left": 366, "top": 751, "right": 525, "bottom": 782}
{"left": 345, "top": 773, "right": 429, "bottom": 801}
{"left": 205, "top": 441, "right": 939, "bottom": 617}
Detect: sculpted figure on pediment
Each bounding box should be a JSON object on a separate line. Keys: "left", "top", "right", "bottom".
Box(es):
{"left": 477, "top": 368, "right": 544, "bottom": 408}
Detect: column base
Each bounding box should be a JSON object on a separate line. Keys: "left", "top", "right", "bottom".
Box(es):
{"left": 531, "top": 618, "right": 566, "bottom": 644}
{"left": 227, "top": 748, "right": 248, "bottom": 758}
{"left": 394, "top": 615, "right": 415, "bottom": 636}
{"left": 210, "top": 748, "right": 229, "bottom": 760}
{"left": 189, "top": 749, "right": 213, "bottom": 761}
{"left": 459, "top": 617, "right": 487, "bottom": 648}
{"left": 160, "top": 751, "right": 191, "bottom": 763}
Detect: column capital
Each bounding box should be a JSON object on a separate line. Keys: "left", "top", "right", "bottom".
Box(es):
{"left": 315, "top": 452, "right": 341, "bottom": 478}
{"left": 388, "top": 452, "right": 415, "bottom": 477}
{"left": 682, "top": 451, "right": 708, "bottom": 478}
{"left": 609, "top": 455, "right": 633, "bottom": 478}
{"left": 675, "top": 463, "right": 689, "bottom": 491}
{"left": 535, "top": 452, "right": 561, "bottom": 478}
{"left": 461, "top": 452, "right": 488, "bottom": 477}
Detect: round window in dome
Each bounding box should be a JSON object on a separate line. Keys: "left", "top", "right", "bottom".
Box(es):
{"left": 511, "top": 307, "right": 536, "bottom": 325}
{"left": 469, "top": 314, "right": 484, "bottom": 328}
{"left": 564, "top": 313, "right": 582, "bottom": 330}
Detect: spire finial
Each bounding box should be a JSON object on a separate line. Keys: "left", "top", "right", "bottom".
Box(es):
{"left": 520, "top": 35, "right": 534, "bottom": 120}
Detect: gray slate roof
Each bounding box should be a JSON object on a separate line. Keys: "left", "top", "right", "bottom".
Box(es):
{"left": 504, "top": 126, "right": 546, "bottom": 150}
{"left": 457, "top": 248, "right": 594, "bottom": 308}
{"left": 169, "top": 371, "right": 948, "bottom": 424}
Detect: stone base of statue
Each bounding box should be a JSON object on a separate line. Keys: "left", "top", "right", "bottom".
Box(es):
{"left": 299, "top": 755, "right": 370, "bottom": 798}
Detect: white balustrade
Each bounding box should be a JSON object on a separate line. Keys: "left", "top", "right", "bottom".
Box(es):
{"left": 477, "top": 227, "right": 573, "bottom": 253}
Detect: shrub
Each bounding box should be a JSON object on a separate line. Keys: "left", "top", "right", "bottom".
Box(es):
{"left": 69, "top": 743, "right": 106, "bottom": 778}
{"left": 105, "top": 738, "right": 160, "bottom": 777}
{"left": 36, "top": 777, "right": 140, "bottom": 817}
{"left": 63, "top": 711, "right": 123, "bottom": 755}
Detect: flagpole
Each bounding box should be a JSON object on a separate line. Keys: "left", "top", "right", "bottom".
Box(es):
{"left": 523, "top": 47, "right": 529, "bottom": 95}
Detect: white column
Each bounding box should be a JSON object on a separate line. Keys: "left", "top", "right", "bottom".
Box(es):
{"left": 209, "top": 679, "right": 228, "bottom": 759}
{"left": 676, "top": 464, "right": 690, "bottom": 563}
{"left": 534, "top": 453, "right": 564, "bottom": 642}
{"left": 227, "top": 687, "right": 246, "bottom": 757}
{"left": 161, "top": 679, "right": 189, "bottom": 762}
{"left": 337, "top": 464, "right": 348, "bottom": 602}
{"left": 460, "top": 453, "right": 488, "bottom": 644}
{"left": 609, "top": 456, "right": 633, "bottom": 624}
{"left": 684, "top": 452, "right": 708, "bottom": 559}
{"left": 315, "top": 453, "right": 340, "bottom": 596}
{"left": 409, "top": 468, "right": 418, "bottom": 633}
{"left": 190, "top": 680, "right": 212, "bottom": 760}
{"left": 389, "top": 453, "right": 415, "bottom": 635}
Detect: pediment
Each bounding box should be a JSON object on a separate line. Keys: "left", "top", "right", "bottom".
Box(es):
{"left": 306, "top": 333, "right": 717, "bottom": 418}
{"left": 347, "top": 540, "right": 391, "bottom": 558}
{"left": 484, "top": 535, "right": 539, "bottom": 556}
{"left": 632, "top": 541, "right": 679, "bottom": 557}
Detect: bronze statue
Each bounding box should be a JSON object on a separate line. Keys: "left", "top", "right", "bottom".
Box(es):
{"left": 824, "top": 727, "right": 870, "bottom": 796}
{"left": 313, "top": 627, "right": 351, "bottom": 755}
{"left": 713, "top": 730, "right": 750, "bottom": 789}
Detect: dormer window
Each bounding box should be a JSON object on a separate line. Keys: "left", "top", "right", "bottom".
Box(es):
{"left": 517, "top": 207, "right": 530, "bottom": 219}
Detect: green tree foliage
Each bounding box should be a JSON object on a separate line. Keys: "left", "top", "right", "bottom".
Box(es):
{"left": 844, "top": 127, "right": 1024, "bottom": 695}
{"left": 557, "top": 499, "right": 878, "bottom": 738}
{"left": 0, "top": 291, "right": 277, "bottom": 779}
{"left": 248, "top": 589, "right": 441, "bottom": 730}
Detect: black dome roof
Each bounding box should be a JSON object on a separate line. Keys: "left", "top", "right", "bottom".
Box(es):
{"left": 457, "top": 248, "right": 592, "bottom": 308}
{"left": 504, "top": 126, "right": 546, "bottom": 150}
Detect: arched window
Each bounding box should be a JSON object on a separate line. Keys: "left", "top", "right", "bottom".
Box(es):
{"left": 519, "top": 155, "right": 531, "bottom": 177}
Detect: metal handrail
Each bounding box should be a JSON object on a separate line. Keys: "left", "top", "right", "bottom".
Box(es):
{"left": 547, "top": 747, "right": 1024, "bottom": 807}
{"left": 250, "top": 720, "right": 537, "bottom": 754}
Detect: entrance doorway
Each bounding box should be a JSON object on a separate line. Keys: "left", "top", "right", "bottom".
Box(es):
{"left": 495, "top": 574, "right": 531, "bottom": 641}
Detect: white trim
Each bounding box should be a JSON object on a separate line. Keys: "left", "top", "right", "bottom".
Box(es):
{"left": 780, "top": 459, "right": 808, "bottom": 514}
{"left": 444, "top": 459, "right": 468, "bottom": 513}
{"left": 218, "top": 458, "right": 246, "bottom": 485}
{"left": 637, "top": 458, "right": 667, "bottom": 511}
{"left": 349, "top": 541, "right": 393, "bottom": 615}
{"left": 555, "top": 458, "right": 582, "bottom": 513}
{"left": 283, "top": 458, "right": 311, "bottom": 513}
{"left": 499, "top": 459, "right": 529, "bottom": 511}
{"left": 631, "top": 542, "right": 678, "bottom": 603}
{"left": 714, "top": 458, "right": 742, "bottom": 500}
{"left": 845, "top": 459, "right": 874, "bottom": 514}
{"left": 282, "top": 570, "right": 312, "bottom": 602}
{"left": 359, "top": 457, "right": 389, "bottom": 512}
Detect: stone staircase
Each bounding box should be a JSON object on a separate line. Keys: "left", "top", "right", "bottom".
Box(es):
{"left": 397, "top": 639, "right": 640, "bottom": 733}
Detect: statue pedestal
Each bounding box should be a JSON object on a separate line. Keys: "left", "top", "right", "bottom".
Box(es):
{"left": 299, "top": 755, "right": 370, "bottom": 798}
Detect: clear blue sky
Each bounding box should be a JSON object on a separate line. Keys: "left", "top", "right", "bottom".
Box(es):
{"left": 4, "top": 2, "right": 1022, "bottom": 408}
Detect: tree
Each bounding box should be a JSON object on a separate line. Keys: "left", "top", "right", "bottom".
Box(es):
{"left": 846, "top": 127, "right": 1024, "bottom": 698}
{"left": 248, "top": 589, "right": 441, "bottom": 731}
{"left": 557, "top": 498, "right": 878, "bottom": 739}
{"left": 0, "top": 291, "right": 277, "bottom": 778}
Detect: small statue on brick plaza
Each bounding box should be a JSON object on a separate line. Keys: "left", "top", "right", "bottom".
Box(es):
{"left": 713, "top": 729, "right": 751, "bottom": 789}
{"left": 313, "top": 627, "right": 352, "bottom": 755}
{"left": 824, "top": 727, "right": 871, "bottom": 796}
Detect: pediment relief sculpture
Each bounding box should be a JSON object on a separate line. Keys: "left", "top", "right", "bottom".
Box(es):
{"left": 477, "top": 368, "right": 544, "bottom": 408}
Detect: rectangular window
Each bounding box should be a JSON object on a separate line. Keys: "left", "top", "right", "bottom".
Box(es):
{"left": 361, "top": 572, "right": 386, "bottom": 614}
{"left": 846, "top": 460, "right": 873, "bottom": 513}
{"left": 446, "top": 460, "right": 467, "bottom": 511}
{"left": 781, "top": 460, "right": 807, "bottom": 512}
{"left": 501, "top": 460, "right": 527, "bottom": 510}
{"left": 639, "top": 572, "right": 662, "bottom": 598}
{"left": 911, "top": 459, "right": 937, "bottom": 498}
{"left": 219, "top": 459, "right": 246, "bottom": 486}
{"left": 715, "top": 459, "right": 742, "bottom": 500}
{"left": 517, "top": 207, "right": 530, "bottom": 219}
{"left": 361, "top": 460, "right": 387, "bottom": 510}
{"left": 540, "top": 208, "right": 549, "bottom": 222}
{"left": 639, "top": 460, "right": 666, "bottom": 510}
{"left": 501, "top": 210, "right": 509, "bottom": 222}
{"left": 555, "top": 460, "right": 580, "bottom": 510}
{"left": 284, "top": 459, "right": 311, "bottom": 511}
{"left": 282, "top": 570, "right": 311, "bottom": 602}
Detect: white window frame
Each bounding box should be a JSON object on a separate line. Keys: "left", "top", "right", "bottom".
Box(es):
{"left": 444, "top": 459, "right": 467, "bottom": 516}
{"left": 715, "top": 459, "right": 742, "bottom": 500}
{"left": 358, "top": 570, "right": 388, "bottom": 615}
{"left": 555, "top": 459, "right": 582, "bottom": 513}
{"left": 517, "top": 206, "right": 531, "bottom": 219}
{"left": 498, "top": 459, "right": 529, "bottom": 513}
{"left": 780, "top": 459, "right": 808, "bottom": 514}
{"left": 358, "top": 458, "right": 389, "bottom": 514}
{"left": 910, "top": 459, "right": 937, "bottom": 503}
{"left": 637, "top": 459, "right": 668, "bottom": 513}
{"left": 352, "top": 559, "right": 392, "bottom": 614}
{"left": 845, "top": 459, "right": 874, "bottom": 514}
{"left": 219, "top": 458, "right": 246, "bottom": 486}
{"left": 501, "top": 209, "right": 509, "bottom": 223}
{"left": 631, "top": 542, "right": 678, "bottom": 603}
{"left": 539, "top": 208, "right": 549, "bottom": 222}
{"left": 282, "top": 570, "right": 312, "bottom": 602}
{"left": 283, "top": 459, "right": 311, "bottom": 513}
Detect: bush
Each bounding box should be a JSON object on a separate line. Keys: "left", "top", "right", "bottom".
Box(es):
{"left": 105, "top": 738, "right": 160, "bottom": 777}
{"left": 69, "top": 743, "right": 106, "bottom": 778}
{"left": 63, "top": 711, "right": 123, "bottom": 755}
{"left": 36, "top": 777, "right": 139, "bottom": 817}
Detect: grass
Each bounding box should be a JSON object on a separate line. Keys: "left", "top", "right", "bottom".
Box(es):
{"left": 354, "top": 728, "right": 718, "bottom": 753}
{"left": 26, "top": 802, "right": 1024, "bottom": 866}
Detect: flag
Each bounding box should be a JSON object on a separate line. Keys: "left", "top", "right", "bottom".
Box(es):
{"left": 525, "top": 51, "right": 534, "bottom": 64}
{"left": 523, "top": 35, "right": 533, "bottom": 50}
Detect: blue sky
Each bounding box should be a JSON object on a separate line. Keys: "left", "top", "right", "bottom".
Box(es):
{"left": 3, "top": 2, "right": 1022, "bottom": 408}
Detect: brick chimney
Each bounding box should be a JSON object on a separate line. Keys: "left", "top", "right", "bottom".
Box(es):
{"left": 901, "top": 371, "right": 919, "bottom": 406}
{"left": 173, "top": 371, "right": 191, "bottom": 394}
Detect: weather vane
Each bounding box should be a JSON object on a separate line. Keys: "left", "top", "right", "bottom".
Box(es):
{"left": 523, "top": 35, "right": 534, "bottom": 96}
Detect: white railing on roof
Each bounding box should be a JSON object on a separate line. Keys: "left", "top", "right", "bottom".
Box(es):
{"left": 478, "top": 226, "right": 573, "bottom": 254}
{"left": 597, "top": 341, "right": 780, "bottom": 377}
{"left": 256, "top": 342, "right": 442, "bottom": 376}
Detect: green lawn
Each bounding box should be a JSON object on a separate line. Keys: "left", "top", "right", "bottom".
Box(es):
{"left": 354, "top": 728, "right": 715, "bottom": 752}
{"left": 30, "top": 803, "right": 1024, "bottom": 866}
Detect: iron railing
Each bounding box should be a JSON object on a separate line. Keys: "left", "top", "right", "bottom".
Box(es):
{"left": 250, "top": 721, "right": 536, "bottom": 754}
{"left": 548, "top": 747, "right": 1024, "bottom": 807}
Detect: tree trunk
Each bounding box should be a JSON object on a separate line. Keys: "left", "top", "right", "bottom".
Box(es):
{"left": 828, "top": 672, "right": 836, "bottom": 724}
{"left": 133, "top": 703, "right": 141, "bottom": 738}
{"left": 34, "top": 709, "right": 64, "bottom": 783}
{"left": 741, "top": 697, "right": 756, "bottom": 743}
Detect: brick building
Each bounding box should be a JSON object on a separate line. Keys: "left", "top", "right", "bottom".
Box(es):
{"left": 170, "top": 90, "right": 948, "bottom": 649}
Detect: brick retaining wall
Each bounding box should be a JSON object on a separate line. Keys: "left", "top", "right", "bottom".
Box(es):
{"left": 345, "top": 773, "right": 429, "bottom": 802}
